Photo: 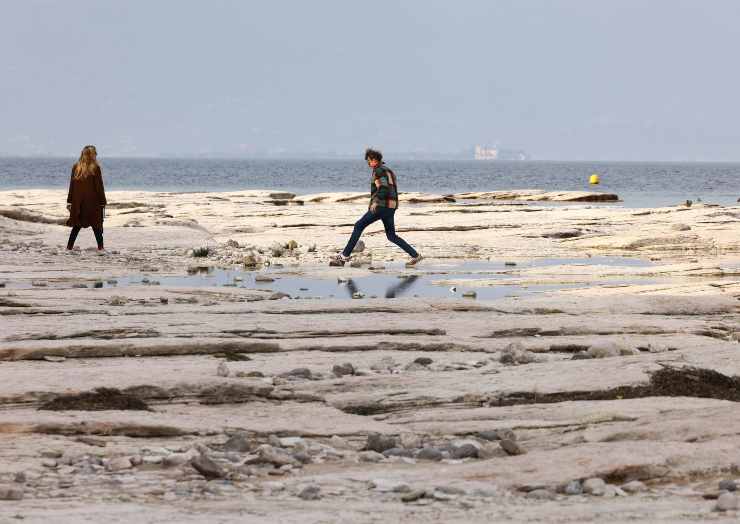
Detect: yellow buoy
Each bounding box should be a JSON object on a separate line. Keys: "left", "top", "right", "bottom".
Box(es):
{"left": 589, "top": 174, "right": 600, "bottom": 185}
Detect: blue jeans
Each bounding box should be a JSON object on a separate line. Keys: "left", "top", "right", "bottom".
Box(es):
{"left": 342, "top": 207, "right": 419, "bottom": 258}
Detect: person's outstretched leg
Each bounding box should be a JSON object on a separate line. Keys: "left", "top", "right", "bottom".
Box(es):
{"left": 92, "top": 227, "right": 104, "bottom": 250}
{"left": 341, "top": 210, "right": 381, "bottom": 258}
{"left": 380, "top": 208, "right": 419, "bottom": 258}
{"left": 67, "top": 226, "right": 81, "bottom": 250}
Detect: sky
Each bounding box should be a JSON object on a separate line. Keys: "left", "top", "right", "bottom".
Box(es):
{"left": 1, "top": 0, "right": 740, "bottom": 160}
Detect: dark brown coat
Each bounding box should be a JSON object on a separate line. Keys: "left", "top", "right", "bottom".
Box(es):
{"left": 66, "top": 165, "right": 107, "bottom": 229}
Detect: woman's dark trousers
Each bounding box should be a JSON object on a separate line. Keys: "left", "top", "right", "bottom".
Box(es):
{"left": 342, "top": 208, "right": 418, "bottom": 258}
{"left": 67, "top": 226, "right": 104, "bottom": 249}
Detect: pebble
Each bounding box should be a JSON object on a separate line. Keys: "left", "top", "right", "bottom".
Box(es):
{"left": 41, "top": 449, "right": 64, "bottom": 459}
{"left": 0, "top": 485, "right": 24, "bottom": 500}
{"left": 358, "top": 451, "right": 384, "bottom": 463}
{"left": 401, "top": 489, "right": 427, "bottom": 502}
{"left": 500, "top": 439, "right": 526, "bottom": 456}
{"left": 191, "top": 454, "right": 226, "bottom": 479}
{"left": 716, "top": 492, "right": 739, "bottom": 511}
{"left": 451, "top": 443, "right": 479, "bottom": 459}
{"left": 332, "top": 363, "right": 355, "bottom": 377}
{"left": 582, "top": 477, "right": 606, "bottom": 496}
{"left": 13, "top": 472, "right": 26, "bottom": 484}
{"left": 564, "top": 480, "right": 582, "bottom": 495}
{"left": 298, "top": 485, "right": 322, "bottom": 500}
{"left": 366, "top": 433, "right": 398, "bottom": 453}
{"left": 382, "top": 447, "right": 414, "bottom": 458}
{"left": 41, "top": 459, "right": 58, "bottom": 468}
{"left": 526, "top": 488, "right": 556, "bottom": 500}
{"left": 42, "top": 355, "right": 66, "bottom": 363}
{"left": 719, "top": 479, "right": 737, "bottom": 492}
{"left": 216, "top": 362, "right": 230, "bottom": 377}
{"left": 621, "top": 480, "right": 646, "bottom": 493}
{"left": 105, "top": 457, "right": 133, "bottom": 472}
{"left": 399, "top": 432, "right": 423, "bottom": 449}
{"left": 281, "top": 368, "right": 312, "bottom": 379}
{"left": 413, "top": 357, "right": 433, "bottom": 366}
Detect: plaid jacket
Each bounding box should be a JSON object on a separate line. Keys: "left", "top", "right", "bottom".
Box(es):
{"left": 370, "top": 164, "right": 398, "bottom": 209}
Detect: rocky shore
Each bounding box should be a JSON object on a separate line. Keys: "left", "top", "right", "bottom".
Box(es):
{"left": 0, "top": 189, "right": 739, "bottom": 523}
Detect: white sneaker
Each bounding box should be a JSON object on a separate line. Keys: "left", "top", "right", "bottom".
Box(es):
{"left": 405, "top": 254, "right": 423, "bottom": 267}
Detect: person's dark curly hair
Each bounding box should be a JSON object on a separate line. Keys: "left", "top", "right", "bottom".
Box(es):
{"left": 364, "top": 148, "right": 383, "bottom": 163}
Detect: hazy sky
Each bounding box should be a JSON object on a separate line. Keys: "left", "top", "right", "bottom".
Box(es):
{"left": 2, "top": 0, "right": 739, "bottom": 160}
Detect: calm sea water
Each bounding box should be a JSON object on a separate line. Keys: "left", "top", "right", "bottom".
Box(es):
{"left": 1, "top": 157, "right": 738, "bottom": 208}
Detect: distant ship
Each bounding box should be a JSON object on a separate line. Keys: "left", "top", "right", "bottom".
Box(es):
{"left": 474, "top": 145, "right": 529, "bottom": 161}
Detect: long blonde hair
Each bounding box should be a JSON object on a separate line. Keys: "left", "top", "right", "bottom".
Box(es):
{"left": 73, "top": 145, "right": 100, "bottom": 180}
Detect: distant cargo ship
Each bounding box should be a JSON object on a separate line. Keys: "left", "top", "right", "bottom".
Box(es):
{"left": 474, "top": 145, "right": 529, "bottom": 160}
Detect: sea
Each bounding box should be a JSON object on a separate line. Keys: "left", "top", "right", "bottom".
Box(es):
{"left": 1, "top": 157, "right": 738, "bottom": 208}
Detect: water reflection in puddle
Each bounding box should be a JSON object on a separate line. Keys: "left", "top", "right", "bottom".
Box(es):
{"left": 104, "top": 257, "right": 658, "bottom": 300}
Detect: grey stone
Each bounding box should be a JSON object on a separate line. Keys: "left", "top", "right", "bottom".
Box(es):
{"left": 526, "top": 489, "right": 556, "bottom": 500}
{"left": 477, "top": 430, "right": 500, "bottom": 442}
{"left": 382, "top": 447, "right": 414, "bottom": 458}
{"left": 13, "top": 472, "right": 26, "bottom": 484}
{"left": 500, "top": 439, "right": 525, "bottom": 456}
{"left": 216, "top": 362, "right": 230, "bottom": 377}
{"left": 191, "top": 454, "right": 226, "bottom": 479}
{"left": 105, "top": 457, "right": 133, "bottom": 472}
{"left": 413, "top": 357, "right": 433, "bottom": 366}
{"left": 281, "top": 368, "right": 312, "bottom": 379}
{"left": 582, "top": 478, "right": 606, "bottom": 496}
{"left": 671, "top": 223, "right": 691, "bottom": 231}
{"left": 358, "top": 451, "right": 384, "bottom": 463}
{"left": 716, "top": 492, "right": 738, "bottom": 511}
{"left": 401, "top": 490, "right": 427, "bottom": 502}
{"left": 496, "top": 428, "right": 517, "bottom": 441}
{"left": 332, "top": 363, "right": 355, "bottom": 377}
{"left": 451, "top": 443, "right": 479, "bottom": 459}
{"left": 0, "top": 485, "right": 24, "bottom": 500}
{"left": 621, "top": 480, "right": 647, "bottom": 493}
{"left": 571, "top": 352, "right": 592, "bottom": 360}
{"left": 223, "top": 432, "right": 252, "bottom": 453}
{"left": 719, "top": 479, "right": 737, "bottom": 492}
{"left": 563, "top": 480, "right": 582, "bottom": 495}
{"left": 298, "top": 485, "right": 321, "bottom": 500}
{"left": 398, "top": 432, "right": 423, "bottom": 449}
{"left": 41, "top": 449, "right": 63, "bottom": 459}
{"left": 251, "top": 445, "right": 299, "bottom": 467}
{"left": 366, "top": 433, "right": 398, "bottom": 453}
{"left": 292, "top": 451, "right": 312, "bottom": 464}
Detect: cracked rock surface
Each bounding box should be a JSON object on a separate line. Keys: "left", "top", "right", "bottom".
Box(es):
{"left": 0, "top": 189, "right": 739, "bottom": 523}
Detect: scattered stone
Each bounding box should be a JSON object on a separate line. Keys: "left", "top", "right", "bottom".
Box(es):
{"left": 13, "top": 472, "right": 26, "bottom": 484}
{"left": 671, "top": 223, "right": 691, "bottom": 231}
{"left": 416, "top": 447, "right": 443, "bottom": 461}
{"left": 251, "top": 445, "right": 299, "bottom": 467}
{"left": 462, "top": 291, "right": 477, "bottom": 299}
{"left": 40, "top": 449, "right": 63, "bottom": 459}
{"left": 332, "top": 362, "right": 356, "bottom": 377}
{"left": 0, "top": 485, "right": 24, "bottom": 500}
{"left": 399, "top": 433, "right": 423, "bottom": 449}
{"left": 504, "top": 261, "right": 517, "bottom": 266}
{"left": 281, "top": 368, "right": 312, "bottom": 379}
{"left": 216, "top": 361, "right": 230, "bottom": 377}
{"left": 106, "top": 457, "right": 133, "bottom": 472}
{"left": 719, "top": 479, "right": 738, "bottom": 492}
{"left": 587, "top": 342, "right": 621, "bottom": 359}
{"left": 499, "top": 342, "right": 540, "bottom": 365}
{"left": 358, "top": 451, "right": 384, "bottom": 463}
{"left": 191, "top": 454, "right": 226, "bottom": 479}
{"left": 621, "top": 480, "right": 647, "bottom": 493}
{"left": 499, "top": 439, "right": 525, "bottom": 456}
{"left": 41, "top": 459, "right": 58, "bottom": 468}
{"left": 716, "top": 492, "right": 738, "bottom": 512}
{"left": 223, "top": 433, "right": 252, "bottom": 453}
{"left": 401, "top": 489, "right": 427, "bottom": 502}
{"left": 107, "top": 295, "right": 128, "bottom": 306}
{"left": 413, "top": 357, "right": 433, "bottom": 366}
{"left": 352, "top": 240, "right": 365, "bottom": 253}
{"left": 382, "top": 447, "right": 414, "bottom": 458}
{"left": 526, "top": 488, "right": 556, "bottom": 500}
{"left": 370, "top": 357, "right": 398, "bottom": 372}
{"left": 563, "top": 480, "right": 583, "bottom": 495}
{"left": 366, "top": 433, "right": 398, "bottom": 453}
{"left": 298, "top": 485, "right": 321, "bottom": 500}
{"left": 582, "top": 478, "right": 606, "bottom": 496}
{"left": 572, "top": 352, "right": 592, "bottom": 360}
{"left": 255, "top": 275, "right": 275, "bottom": 283}
{"left": 292, "top": 451, "right": 312, "bottom": 464}
{"left": 451, "top": 443, "right": 479, "bottom": 459}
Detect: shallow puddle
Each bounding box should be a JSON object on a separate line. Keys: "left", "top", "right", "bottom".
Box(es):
{"left": 33, "top": 256, "right": 663, "bottom": 300}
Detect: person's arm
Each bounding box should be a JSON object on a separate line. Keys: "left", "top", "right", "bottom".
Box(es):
{"left": 94, "top": 166, "right": 107, "bottom": 206}
{"left": 66, "top": 167, "right": 75, "bottom": 209}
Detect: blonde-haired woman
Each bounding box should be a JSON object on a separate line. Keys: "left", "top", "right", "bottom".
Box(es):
{"left": 66, "top": 145, "right": 107, "bottom": 251}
